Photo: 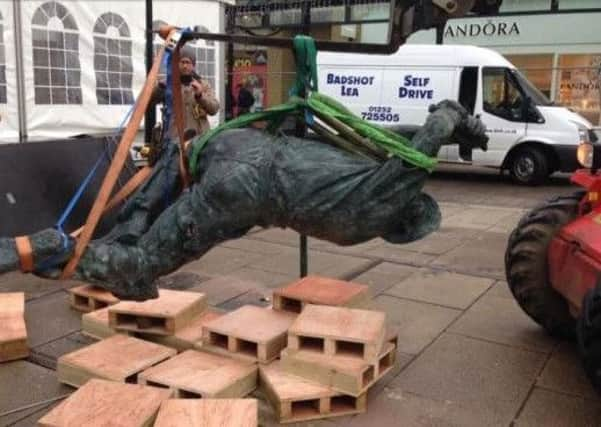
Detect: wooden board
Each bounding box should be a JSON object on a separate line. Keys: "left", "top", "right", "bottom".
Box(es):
{"left": 108, "top": 290, "right": 207, "bottom": 336}
{"left": 201, "top": 306, "right": 296, "bottom": 363}
{"left": 259, "top": 362, "right": 366, "bottom": 424}
{"left": 57, "top": 334, "right": 176, "bottom": 388}
{"left": 37, "top": 378, "right": 171, "bottom": 427}
{"left": 280, "top": 341, "right": 396, "bottom": 396}
{"left": 273, "top": 276, "right": 369, "bottom": 313}
{"left": 139, "top": 350, "right": 257, "bottom": 398}
{"left": 154, "top": 399, "right": 258, "bottom": 427}
{"left": 0, "top": 292, "right": 28, "bottom": 362}
{"left": 288, "top": 305, "right": 386, "bottom": 361}
{"left": 69, "top": 284, "right": 119, "bottom": 313}
{"left": 143, "top": 310, "right": 223, "bottom": 352}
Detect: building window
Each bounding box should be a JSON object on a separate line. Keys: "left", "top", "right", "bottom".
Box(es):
{"left": 557, "top": 54, "right": 601, "bottom": 125}
{"left": 0, "top": 11, "right": 6, "bottom": 103}
{"left": 93, "top": 12, "right": 134, "bottom": 105}
{"left": 31, "top": 1, "right": 82, "bottom": 104}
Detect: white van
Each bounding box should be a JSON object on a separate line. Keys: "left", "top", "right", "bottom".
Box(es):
{"left": 317, "top": 45, "right": 597, "bottom": 184}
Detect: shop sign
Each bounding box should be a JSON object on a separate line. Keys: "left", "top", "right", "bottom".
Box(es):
{"left": 445, "top": 21, "right": 520, "bottom": 39}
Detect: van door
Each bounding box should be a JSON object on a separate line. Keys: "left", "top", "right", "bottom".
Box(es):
{"left": 447, "top": 66, "right": 478, "bottom": 162}
{"left": 472, "top": 67, "right": 527, "bottom": 166}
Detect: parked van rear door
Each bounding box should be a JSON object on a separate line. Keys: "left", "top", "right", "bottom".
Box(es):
{"left": 472, "top": 67, "right": 527, "bottom": 166}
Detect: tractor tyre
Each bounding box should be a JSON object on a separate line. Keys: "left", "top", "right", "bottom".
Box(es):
{"left": 505, "top": 192, "right": 584, "bottom": 339}
{"left": 577, "top": 284, "right": 601, "bottom": 392}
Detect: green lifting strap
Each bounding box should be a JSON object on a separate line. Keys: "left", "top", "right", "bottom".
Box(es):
{"left": 188, "top": 36, "right": 437, "bottom": 178}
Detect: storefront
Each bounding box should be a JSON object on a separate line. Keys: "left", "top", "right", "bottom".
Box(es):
{"left": 407, "top": 8, "right": 601, "bottom": 125}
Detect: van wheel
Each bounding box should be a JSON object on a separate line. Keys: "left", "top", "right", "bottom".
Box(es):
{"left": 509, "top": 147, "right": 549, "bottom": 185}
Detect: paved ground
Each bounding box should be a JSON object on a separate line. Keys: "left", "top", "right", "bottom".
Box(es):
{"left": 2, "top": 165, "right": 601, "bottom": 426}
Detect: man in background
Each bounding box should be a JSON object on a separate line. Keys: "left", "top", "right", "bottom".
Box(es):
{"left": 151, "top": 46, "right": 220, "bottom": 142}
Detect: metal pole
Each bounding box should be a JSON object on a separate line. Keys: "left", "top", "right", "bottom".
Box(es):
{"left": 13, "top": 0, "right": 27, "bottom": 142}
{"left": 226, "top": 9, "right": 234, "bottom": 121}
{"left": 298, "top": 0, "right": 310, "bottom": 278}
{"left": 144, "top": 0, "right": 155, "bottom": 143}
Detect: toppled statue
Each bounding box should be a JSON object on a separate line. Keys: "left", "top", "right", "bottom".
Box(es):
{"left": 0, "top": 100, "right": 486, "bottom": 300}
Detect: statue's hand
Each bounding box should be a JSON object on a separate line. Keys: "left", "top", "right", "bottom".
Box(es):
{"left": 28, "top": 228, "right": 75, "bottom": 279}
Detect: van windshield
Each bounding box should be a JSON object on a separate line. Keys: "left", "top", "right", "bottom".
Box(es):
{"left": 511, "top": 70, "right": 553, "bottom": 106}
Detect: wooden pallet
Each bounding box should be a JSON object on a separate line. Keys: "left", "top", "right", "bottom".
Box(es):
{"left": 138, "top": 350, "right": 257, "bottom": 398}
{"left": 201, "top": 306, "right": 296, "bottom": 363}
{"left": 273, "top": 276, "right": 369, "bottom": 313}
{"left": 288, "top": 305, "right": 386, "bottom": 361}
{"left": 144, "top": 309, "right": 224, "bottom": 352}
{"left": 69, "top": 284, "right": 119, "bottom": 313}
{"left": 109, "top": 289, "right": 207, "bottom": 336}
{"left": 154, "top": 399, "right": 258, "bottom": 427}
{"left": 57, "top": 334, "right": 176, "bottom": 388}
{"left": 38, "top": 378, "right": 171, "bottom": 427}
{"left": 0, "top": 292, "right": 28, "bottom": 362}
{"left": 259, "top": 362, "right": 366, "bottom": 424}
{"left": 81, "top": 307, "right": 122, "bottom": 339}
{"left": 280, "top": 340, "right": 396, "bottom": 396}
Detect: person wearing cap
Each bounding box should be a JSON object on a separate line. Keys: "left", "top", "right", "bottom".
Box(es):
{"left": 150, "top": 46, "right": 220, "bottom": 142}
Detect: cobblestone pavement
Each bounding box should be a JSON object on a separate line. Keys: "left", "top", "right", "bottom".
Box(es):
{"left": 2, "top": 166, "right": 600, "bottom": 426}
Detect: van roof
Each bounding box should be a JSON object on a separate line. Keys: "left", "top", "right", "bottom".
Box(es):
{"left": 317, "top": 44, "right": 515, "bottom": 69}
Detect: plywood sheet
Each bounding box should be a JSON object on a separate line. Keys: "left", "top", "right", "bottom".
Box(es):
{"left": 288, "top": 305, "right": 385, "bottom": 360}
{"left": 154, "top": 399, "right": 258, "bottom": 427}
{"left": 259, "top": 362, "right": 366, "bottom": 424}
{"left": 202, "top": 306, "right": 296, "bottom": 363}
{"left": 37, "top": 378, "right": 171, "bottom": 427}
{"left": 0, "top": 292, "right": 28, "bottom": 362}
{"left": 69, "top": 285, "right": 119, "bottom": 313}
{"left": 57, "top": 334, "right": 176, "bottom": 388}
{"left": 273, "top": 276, "right": 369, "bottom": 313}
{"left": 139, "top": 350, "right": 257, "bottom": 398}
{"left": 108, "top": 290, "right": 206, "bottom": 335}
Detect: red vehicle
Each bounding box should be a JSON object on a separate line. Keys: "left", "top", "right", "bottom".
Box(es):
{"left": 506, "top": 137, "right": 601, "bottom": 390}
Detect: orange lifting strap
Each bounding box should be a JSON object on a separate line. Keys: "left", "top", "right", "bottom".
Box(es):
{"left": 15, "top": 236, "right": 34, "bottom": 273}
{"left": 60, "top": 44, "right": 167, "bottom": 279}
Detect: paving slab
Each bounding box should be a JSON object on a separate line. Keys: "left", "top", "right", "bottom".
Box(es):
{"left": 448, "top": 293, "right": 557, "bottom": 353}
{"left": 537, "top": 342, "right": 598, "bottom": 399}
{"left": 222, "top": 237, "right": 292, "bottom": 255}
{"left": 252, "top": 248, "right": 371, "bottom": 278}
{"left": 178, "top": 246, "right": 266, "bottom": 276}
{"left": 393, "top": 333, "right": 547, "bottom": 426}
{"left": 384, "top": 269, "right": 493, "bottom": 310}
{"left": 0, "top": 273, "right": 76, "bottom": 301}
{"left": 352, "top": 262, "right": 420, "bottom": 297}
{"left": 24, "top": 291, "right": 82, "bottom": 348}
{"left": 226, "top": 267, "right": 297, "bottom": 290}
{"left": 430, "top": 231, "right": 508, "bottom": 279}
{"left": 30, "top": 332, "right": 98, "bottom": 370}
{"left": 366, "top": 244, "right": 438, "bottom": 267}
{"left": 342, "top": 387, "right": 494, "bottom": 427}
{"left": 371, "top": 295, "right": 460, "bottom": 355}
{"left": 217, "top": 289, "right": 273, "bottom": 311}
{"left": 486, "top": 280, "right": 514, "bottom": 299}
{"left": 399, "top": 232, "right": 466, "bottom": 256}
{"left": 5, "top": 401, "right": 60, "bottom": 427}
{"left": 0, "top": 361, "right": 72, "bottom": 426}
{"left": 186, "top": 276, "right": 258, "bottom": 306}
{"left": 248, "top": 228, "right": 300, "bottom": 246}
{"left": 514, "top": 388, "right": 601, "bottom": 427}
{"left": 156, "top": 271, "right": 210, "bottom": 291}
{"left": 441, "top": 205, "right": 519, "bottom": 230}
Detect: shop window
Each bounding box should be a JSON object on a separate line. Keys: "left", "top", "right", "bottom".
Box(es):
{"left": 93, "top": 12, "right": 134, "bottom": 105}
{"left": 499, "top": 0, "right": 552, "bottom": 12}
{"left": 505, "top": 54, "right": 553, "bottom": 99}
{"left": 557, "top": 54, "right": 601, "bottom": 125}
{"left": 558, "top": 0, "right": 601, "bottom": 10}
{"left": 31, "top": 1, "right": 82, "bottom": 104}
{"left": 482, "top": 67, "right": 526, "bottom": 122}
{"left": 0, "top": 11, "right": 6, "bottom": 103}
